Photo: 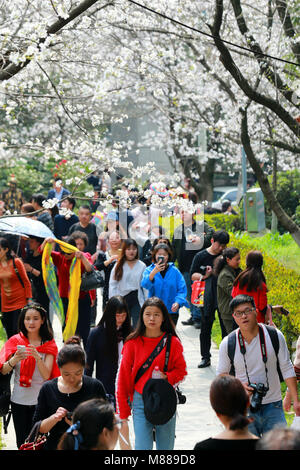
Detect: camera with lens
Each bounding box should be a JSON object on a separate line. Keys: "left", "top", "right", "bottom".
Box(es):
{"left": 176, "top": 387, "right": 186, "bottom": 405}
{"left": 198, "top": 265, "right": 207, "bottom": 276}
{"left": 249, "top": 382, "right": 269, "bottom": 413}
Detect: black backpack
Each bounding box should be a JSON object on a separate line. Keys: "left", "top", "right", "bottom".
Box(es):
{"left": 227, "top": 325, "right": 284, "bottom": 383}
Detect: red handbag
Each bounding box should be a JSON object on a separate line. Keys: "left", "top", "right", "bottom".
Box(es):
{"left": 19, "top": 421, "right": 47, "bottom": 450}
{"left": 191, "top": 280, "right": 205, "bottom": 306}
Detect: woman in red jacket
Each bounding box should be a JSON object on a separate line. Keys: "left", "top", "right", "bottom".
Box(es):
{"left": 115, "top": 297, "right": 187, "bottom": 450}
{"left": 231, "top": 250, "right": 273, "bottom": 325}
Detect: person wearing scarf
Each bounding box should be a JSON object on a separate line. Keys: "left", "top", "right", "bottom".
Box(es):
{"left": 0, "top": 332, "right": 60, "bottom": 387}
{"left": 41, "top": 237, "right": 92, "bottom": 344}
{"left": 0, "top": 302, "right": 60, "bottom": 448}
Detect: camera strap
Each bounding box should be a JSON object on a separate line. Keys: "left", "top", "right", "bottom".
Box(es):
{"left": 237, "top": 326, "right": 269, "bottom": 389}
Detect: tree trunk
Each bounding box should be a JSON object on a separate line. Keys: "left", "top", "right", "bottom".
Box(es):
{"left": 241, "top": 108, "right": 300, "bottom": 247}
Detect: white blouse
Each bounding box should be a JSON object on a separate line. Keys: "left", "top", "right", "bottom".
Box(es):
{"left": 109, "top": 260, "right": 147, "bottom": 307}
{"left": 11, "top": 354, "right": 46, "bottom": 406}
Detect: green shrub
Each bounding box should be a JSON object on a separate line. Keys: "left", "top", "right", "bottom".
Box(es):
{"left": 228, "top": 234, "right": 300, "bottom": 352}
{"left": 204, "top": 213, "right": 243, "bottom": 232}
{"left": 201, "top": 218, "right": 300, "bottom": 354}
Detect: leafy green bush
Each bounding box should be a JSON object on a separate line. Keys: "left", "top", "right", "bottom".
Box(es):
{"left": 203, "top": 218, "right": 300, "bottom": 354}
{"left": 228, "top": 234, "right": 300, "bottom": 352}
{"left": 204, "top": 213, "right": 243, "bottom": 232}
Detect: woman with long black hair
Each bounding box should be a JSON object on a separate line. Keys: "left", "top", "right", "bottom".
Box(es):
{"left": 115, "top": 297, "right": 187, "bottom": 450}
{"left": 109, "top": 239, "right": 146, "bottom": 327}
{"left": 85, "top": 296, "right": 132, "bottom": 399}
{"left": 0, "top": 302, "right": 59, "bottom": 448}
{"left": 232, "top": 250, "right": 274, "bottom": 325}
{"left": 0, "top": 237, "right": 32, "bottom": 338}
{"left": 85, "top": 296, "right": 132, "bottom": 449}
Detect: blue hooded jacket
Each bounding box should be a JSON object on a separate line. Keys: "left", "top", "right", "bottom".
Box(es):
{"left": 141, "top": 262, "right": 189, "bottom": 314}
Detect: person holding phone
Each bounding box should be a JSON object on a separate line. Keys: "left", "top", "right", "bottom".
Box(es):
{"left": 0, "top": 302, "right": 60, "bottom": 448}
{"left": 0, "top": 237, "right": 32, "bottom": 339}
{"left": 32, "top": 336, "right": 106, "bottom": 450}
{"left": 141, "top": 243, "right": 188, "bottom": 326}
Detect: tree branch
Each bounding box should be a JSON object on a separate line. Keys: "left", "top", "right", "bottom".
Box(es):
{"left": 275, "top": 0, "right": 300, "bottom": 64}
{"left": 0, "top": 0, "right": 114, "bottom": 82}
{"left": 209, "top": 0, "right": 300, "bottom": 139}
{"left": 230, "top": 0, "right": 299, "bottom": 109}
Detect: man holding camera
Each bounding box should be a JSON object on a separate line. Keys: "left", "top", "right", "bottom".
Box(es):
{"left": 190, "top": 230, "right": 229, "bottom": 368}
{"left": 217, "top": 294, "right": 300, "bottom": 437}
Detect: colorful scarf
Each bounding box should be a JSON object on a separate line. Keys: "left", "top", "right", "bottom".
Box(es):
{"left": 42, "top": 239, "right": 82, "bottom": 342}
{"left": 0, "top": 332, "right": 60, "bottom": 387}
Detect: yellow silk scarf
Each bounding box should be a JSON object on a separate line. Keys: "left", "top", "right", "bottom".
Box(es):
{"left": 42, "top": 239, "right": 82, "bottom": 342}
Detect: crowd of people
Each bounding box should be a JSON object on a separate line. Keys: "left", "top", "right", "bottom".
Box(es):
{"left": 0, "top": 173, "right": 299, "bottom": 452}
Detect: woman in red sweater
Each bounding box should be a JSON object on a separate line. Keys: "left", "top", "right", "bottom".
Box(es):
{"left": 115, "top": 296, "right": 187, "bottom": 450}
{"left": 231, "top": 250, "right": 273, "bottom": 325}
{"left": 0, "top": 237, "right": 32, "bottom": 338}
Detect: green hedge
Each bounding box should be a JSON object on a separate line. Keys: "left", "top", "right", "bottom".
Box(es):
{"left": 204, "top": 214, "right": 300, "bottom": 354}
{"left": 204, "top": 213, "right": 243, "bottom": 232}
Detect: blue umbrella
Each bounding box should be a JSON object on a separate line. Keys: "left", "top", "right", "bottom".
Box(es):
{"left": 0, "top": 216, "right": 54, "bottom": 239}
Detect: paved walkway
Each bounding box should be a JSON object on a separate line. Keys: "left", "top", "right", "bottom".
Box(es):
{"left": 1, "top": 300, "right": 222, "bottom": 451}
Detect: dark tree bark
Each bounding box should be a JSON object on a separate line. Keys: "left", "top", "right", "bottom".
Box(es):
{"left": 208, "top": 0, "right": 300, "bottom": 245}
{"left": 209, "top": 0, "right": 300, "bottom": 139}
{"left": 241, "top": 107, "right": 300, "bottom": 246}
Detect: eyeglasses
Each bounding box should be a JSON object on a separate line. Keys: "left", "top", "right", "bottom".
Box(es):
{"left": 233, "top": 307, "right": 256, "bottom": 318}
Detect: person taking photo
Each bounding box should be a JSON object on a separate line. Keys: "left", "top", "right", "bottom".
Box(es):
{"left": 217, "top": 294, "right": 300, "bottom": 437}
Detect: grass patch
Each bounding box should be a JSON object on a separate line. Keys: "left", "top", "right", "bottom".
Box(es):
{"left": 234, "top": 231, "right": 300, "bottom": 275}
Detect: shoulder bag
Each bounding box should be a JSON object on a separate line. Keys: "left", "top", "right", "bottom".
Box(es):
{"left": 135, "top": 334, "right": 185, "bottom": 426}
{"left": 80, "top": 266, "right": 104, "bottom": 291}
{"left": 19, "top": 421, "right": 48, "bottom": 450}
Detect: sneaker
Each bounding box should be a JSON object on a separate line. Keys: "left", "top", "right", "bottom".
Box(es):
{"left": 181, "top": 317, "right": 194, "bottom": 326}
{"left": 194, "top": 322, "right": 201, "bottom": 329}
{"left": 198, "top": 359, "right": 211, "bottom": 368}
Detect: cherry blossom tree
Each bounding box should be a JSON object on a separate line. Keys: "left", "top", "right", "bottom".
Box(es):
{"left": 0, "top": 0, "right": 299, "bottom": 243}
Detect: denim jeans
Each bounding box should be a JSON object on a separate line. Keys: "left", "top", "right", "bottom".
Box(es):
{"left": 132, "top": 391, "right": 176, "bottom": 450}
{"left": 247, "top": 400, "right": 287, "bottom": 437}
{"left": 183, "top": 272, "right": 201, "bottom": 322}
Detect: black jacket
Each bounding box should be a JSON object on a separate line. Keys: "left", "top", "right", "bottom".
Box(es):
{"left": 84, "top": 325, "right": 119, "bottom": 397}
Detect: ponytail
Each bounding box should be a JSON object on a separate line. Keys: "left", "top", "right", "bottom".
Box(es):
{"left": 213, "top": 247, "right": 240, "bottom": 277}
{"left": 229, "top": 413, "right": 252, "bottom": 431}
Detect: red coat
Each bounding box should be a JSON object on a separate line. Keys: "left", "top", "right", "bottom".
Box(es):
{"left": 231, "top": 281, "right": 268, "bottom": 323}
{"left": 115, "top": 334, "right": 187, "bottom": 419}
